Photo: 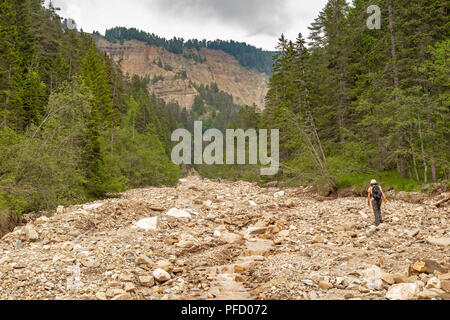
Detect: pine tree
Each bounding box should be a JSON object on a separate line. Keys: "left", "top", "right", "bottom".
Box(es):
{"left": 0, "top": 0, "right": 20, "bottom": 127}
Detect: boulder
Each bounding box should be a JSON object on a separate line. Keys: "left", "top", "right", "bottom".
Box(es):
{"left": 441, "top": 280, "right": 450, "bottom": 293}
{"left": 393, "top": 274, "right": 410, "bottom": 284}
{"left": 425, "top": 277, "right": 441, "bottom": 290}
{"left": 386, "top": 283, "right": 419, "bottom": 300}
{"left": 427, "top": 237, "right": 450, "bottom": 247}
{"left": 153, "top": 268, "right": 171, "bottom": 282}
{"left": 124, "top": 283, "right": 136, "bottom": 292}
{"left": 284, "top": 199, "right": 295, "bottom": 208}
{"left": 34, "top": 216, "right": 49, "bottom": 225}
{"left": 381, "top": 273, "right": 396, "bottom": 285}
{"left": 410, "top": 261, "right": 427, "bottom": 273}
{"left": 319, "top": 281, "right": 333, "bottom": 290}
{"left": 134, "top": 217, "right": 158, "bottom": 231}
{"left": 301, "top": 279, "right": 314, "bottom": 287}
{"left": 362, "top": 266, "right": 383, "bottom": 291}
{"left": 139, "top": 276, "right": 155, "bottom": 288}
{"left": 24, "top": 225, "right": 39, "bottom": 242}
{"left": 166, "top": 208, "right": 192, "bottom": 219}
{"left": 136, "top": 255, "right": 152, "bottom": 267}
{"left": 409, "top": 260, "right": 446, "bottom": 275}
{"left": 418, "top": 289, "right": 444, "bottom": 300}
{"left": 156, "top": 260, "right": 173, "bottom": 273}
{"left": 248, "top": 201, "right": 257, "bottom": 207}
{"left": 221, "top": 232, "right": 244, "bottom": 244}
{"left": 118, "top": 273, "right": 135, "bottom": 282}
{"left": 359, "top": 286, "right": 370, "bottom": 293}
{"left": 273, "top": 191, "right": 285, "bottom": 198}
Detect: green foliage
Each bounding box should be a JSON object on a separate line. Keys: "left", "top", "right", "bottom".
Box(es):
{"left": 105, "top": 95, "right": 180, "bottom": 188}
{"left": 230, "top": 0, "right": 449, "bottom": 192}
{"left": 151, "top": 74, "right": 164, "bottom": 84}
{"left": 0, "top": 3, "right": 182, "bottom": 218}
{"left": 174, "top": 70, "right": 188, "bottom": 80}
{"left": 183, "top": 51, "right": 206, "bottom": 63}
{"left": 193, "top": 83, "right": 242, "bottom": 132}
{"left": 0, "top": 80, "right": 90, "bottom": 214}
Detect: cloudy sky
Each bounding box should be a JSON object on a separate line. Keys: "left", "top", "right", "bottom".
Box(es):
{"left": 46, "top": 0, "right": 329, "bottom": 51}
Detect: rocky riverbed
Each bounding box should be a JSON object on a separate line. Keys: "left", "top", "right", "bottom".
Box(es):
{"left": 0, "top": 176, "right": 448, "bottom": 300}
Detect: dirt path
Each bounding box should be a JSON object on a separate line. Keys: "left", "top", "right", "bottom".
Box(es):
{"left": 0, "top": 176, "right": 448, "bottom": 300}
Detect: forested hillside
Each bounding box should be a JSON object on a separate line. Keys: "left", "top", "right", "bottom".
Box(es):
{"left": 1, "top": 0, "right": 448, "bottom": 223}
{"left": 226, "top": 0, "right": 449, "bottom": 192}
{"left": 104, "top": 27, "right": 275, "bottom": 75}
{"left": 0, "top": 1, "right": 187, "bottom": 217}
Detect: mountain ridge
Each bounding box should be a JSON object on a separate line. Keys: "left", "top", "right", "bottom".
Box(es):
{"left": 96, "top": 38, "right": 270, "bottom": 110}
{"left": 102, "top": 27, "right": 275, "bottom": 75}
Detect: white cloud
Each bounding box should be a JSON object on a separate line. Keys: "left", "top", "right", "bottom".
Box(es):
{"left": 48, "top": 0, "right": 328, "bottom": 50}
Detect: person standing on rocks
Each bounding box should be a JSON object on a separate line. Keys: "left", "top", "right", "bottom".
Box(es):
{"left": 368, "top": 180, "right": 387, "bottom": 226}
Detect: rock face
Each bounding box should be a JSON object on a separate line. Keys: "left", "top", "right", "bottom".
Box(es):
{"left": 96, "top": 39, "right": 269, "bottom": 110}
{"left": 0, "top": 177, "right": 448, "bottom": 300}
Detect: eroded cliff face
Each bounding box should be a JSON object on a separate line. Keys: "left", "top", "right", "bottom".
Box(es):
{"left": 96, "top": 39, "right": 269, "bottom": 110}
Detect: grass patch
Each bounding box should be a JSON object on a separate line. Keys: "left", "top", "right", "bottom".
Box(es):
{"left": 336, "top": 170, "right": 424, "bottom": 193}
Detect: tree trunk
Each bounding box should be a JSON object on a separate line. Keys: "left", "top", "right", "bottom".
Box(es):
{"left": 430, "top": 159, "right": 437, "bottom": 182}
{"left": 418, "top": 124, "right": 427, "bottom": 183}
{"left": 412, "top": 155, "right": 420, "bottom": 181}
{"left": 397, "top": 159, "right": 406, "bottom": 178}
{"left": 389, "top": 1, "right": 406, "bottom": 178}
{"left": 388, "top": 2, "right": 399, "bottom": 93}
{"left": 409, "top": 134, "right": 420, "bottom": 181}
{"left": 69, "top": 56, "right": 72, "bottom": 80}
{"left": 110, "top": 131, "right": 114, "bottom": 159}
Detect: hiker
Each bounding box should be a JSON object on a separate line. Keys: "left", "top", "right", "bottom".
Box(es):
{"left": 368, "top": 180, "right": 387, "bottom": 226}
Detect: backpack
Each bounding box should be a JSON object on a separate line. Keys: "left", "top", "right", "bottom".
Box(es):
{"left": 372, "top": 185, "right": 382, "bottom": 200}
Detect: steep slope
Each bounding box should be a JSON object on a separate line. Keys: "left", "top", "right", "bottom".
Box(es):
{"left": 96, "top": 39, "right": 269, "bottom": 110}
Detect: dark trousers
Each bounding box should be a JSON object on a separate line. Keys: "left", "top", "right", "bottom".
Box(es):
{"left": 372, "top": 199, "right": 383, "bottom": 226}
